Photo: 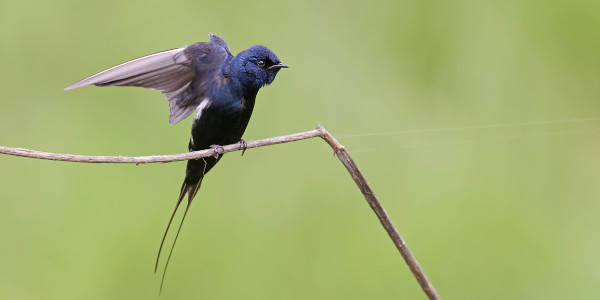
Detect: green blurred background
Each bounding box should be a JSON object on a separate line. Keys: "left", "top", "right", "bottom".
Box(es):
{"left": 1, "top": 0, "right": 599, "bottom": 299}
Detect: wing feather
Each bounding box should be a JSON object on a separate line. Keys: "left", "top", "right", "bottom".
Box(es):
{"left": 64, "top": 48, "right": 191, "bottom": 91}
{"left": 64, "top": 34, "right": 232, "bottom": 125}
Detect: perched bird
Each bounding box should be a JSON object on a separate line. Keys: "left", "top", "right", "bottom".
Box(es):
{"left": 65, "top": 34, "right": 287, "bottom": 289}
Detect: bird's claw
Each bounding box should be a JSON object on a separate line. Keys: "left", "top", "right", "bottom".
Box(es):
{"left": 210, "top": 144, "right": 225, "bottom": 158}
{"left": 239, "top": 139, "right": 247, "bottom": 156}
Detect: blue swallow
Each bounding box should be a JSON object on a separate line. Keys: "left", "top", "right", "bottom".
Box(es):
{"left": 66, "top": 34, "right": 287, "bottom": 289}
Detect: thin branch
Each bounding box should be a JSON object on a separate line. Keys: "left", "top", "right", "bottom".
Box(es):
{"left": 0, "top": 125, "right": 441, "bottom": 299}
{"left": 0, "top": 129, "right": 323, "bottom": 164}
{"left": 317, "top": 126, "right": 441, "bottom": 300}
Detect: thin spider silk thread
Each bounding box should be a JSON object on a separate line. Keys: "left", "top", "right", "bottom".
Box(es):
{"left": 338, "top": 117, "right": 600, "bottom": 138}
{"left": 348, "top": 127, "right": 600, "bottom": 153}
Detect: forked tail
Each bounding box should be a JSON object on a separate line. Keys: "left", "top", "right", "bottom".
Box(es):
{"left": 155, "top": 155, "right": 220, "bottom": 294}
{"left": 155, "top": 179, "right": 203, "bottom": 294}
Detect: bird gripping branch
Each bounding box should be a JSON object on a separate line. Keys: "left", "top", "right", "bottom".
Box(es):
{"left": 65, "top": 33, "right": 288, "bottom": 292}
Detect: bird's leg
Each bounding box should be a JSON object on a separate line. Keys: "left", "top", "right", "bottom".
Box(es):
{"left": 209, "top": 144, "right": 225, "bottom": 159}
{"left": 239, "top": 139, "right": 248, "bottom": 156}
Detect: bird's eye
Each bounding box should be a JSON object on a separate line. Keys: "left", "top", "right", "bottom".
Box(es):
{"left": 257, "top": 60, "right": 265, "bottom": 67}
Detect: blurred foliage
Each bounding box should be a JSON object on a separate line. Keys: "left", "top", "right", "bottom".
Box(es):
{"left": 1, "top": 0, "right": 599, "bottom": 299}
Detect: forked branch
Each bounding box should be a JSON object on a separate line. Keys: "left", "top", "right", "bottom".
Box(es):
{"left": 0, "top": 125, "right": 441, "bottom": 300}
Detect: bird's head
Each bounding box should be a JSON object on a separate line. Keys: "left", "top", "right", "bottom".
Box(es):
{"left": 232, "top": 45, "right": 288, "bottom": 90}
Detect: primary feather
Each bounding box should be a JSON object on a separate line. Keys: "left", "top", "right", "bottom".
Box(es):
{"left": 64, "top": 48, "right": 191, "bottom": 91}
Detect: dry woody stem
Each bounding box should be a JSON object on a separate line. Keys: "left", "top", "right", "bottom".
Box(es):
{"left": 0, "top": 125, "right": 441, "bottom": 300}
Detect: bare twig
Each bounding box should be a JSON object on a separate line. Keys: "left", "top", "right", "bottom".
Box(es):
{"left": 317, "top": 126, "right": 441, "bottom": 299}
{"left": 0, "top": 125, "right": 441, "bottom": 299}
{"left": 0, "top": 129, "right": 323, "bottom": 164}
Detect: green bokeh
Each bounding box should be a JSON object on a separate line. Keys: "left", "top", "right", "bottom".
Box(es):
{"left": 1, "top": 0, "right": 599, "bottom": 299}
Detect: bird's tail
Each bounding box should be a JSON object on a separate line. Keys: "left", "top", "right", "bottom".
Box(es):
{"left": 154, "top": 156, "right": 220, "bottom": 293}
{"left": 155, "top": 179, "right": 201, "bottom": 292}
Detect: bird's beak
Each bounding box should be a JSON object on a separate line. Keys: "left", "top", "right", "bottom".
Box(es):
{"left": 269, "top": 63, "right": 289, "bottom": 70}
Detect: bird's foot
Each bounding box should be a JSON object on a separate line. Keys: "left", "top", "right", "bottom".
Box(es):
{"left": 239, "top": 139, "right": 248, "bottom": 156}
{"left": 209, "top": 144, "right": 225, "bottom": 158}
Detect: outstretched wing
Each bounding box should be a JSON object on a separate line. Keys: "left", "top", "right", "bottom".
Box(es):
{"left": 64, "top": 34, "right": 232, "bottom": 125}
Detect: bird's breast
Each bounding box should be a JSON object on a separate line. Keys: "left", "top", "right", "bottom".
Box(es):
{"left": 190, "top": 95, "right": 255, "bottom": 150}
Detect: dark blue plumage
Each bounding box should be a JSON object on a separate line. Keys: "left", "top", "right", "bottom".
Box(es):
{"left": 65, "top": 34, "right": 287, "bottom": 290}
